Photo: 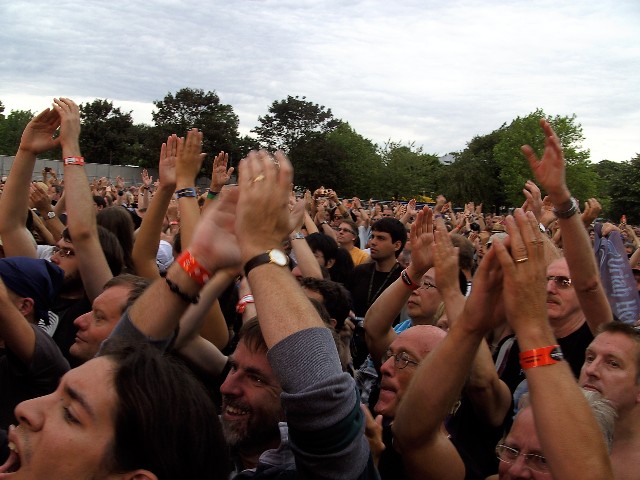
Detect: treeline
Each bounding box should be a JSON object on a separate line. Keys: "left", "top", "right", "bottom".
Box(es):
{"left": 0, "top": 91, "right": 638, "bottom": 221}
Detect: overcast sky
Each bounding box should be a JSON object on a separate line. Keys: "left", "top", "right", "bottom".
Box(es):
{"left": 2, "top": 0, "right": 639, "bottom": 163}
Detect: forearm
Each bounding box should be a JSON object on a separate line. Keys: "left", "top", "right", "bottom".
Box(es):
{"left": 291, "top": 236, "right": 323, "bottom": 279}
{"left": 557, "top": 207, "right": 612, "bottom": 331}
{"left": 175, "top": 271, "right": 233, "bottom": 349}
{"left": 132, "top": 185, "right": 175, "bottom": 279}
{"left": 247, "top": 262, "right": 324, "bottom": 348}
{"left": 364, "top": 275, "right": 416, "bottom": 363}
{"left": 395, "top": 323, "right": 483, "bottom": 447}
{"left": 0, "top": 302, "right": 37, "bottom": 365}
{"left": 465, "top": 340, "right": 511, "bottom": 427}
{"left": 0, "top": 148, "right": 34, "bottom": 232}
{"left": 175, "top": 182, "right": 200, "bottom": 250}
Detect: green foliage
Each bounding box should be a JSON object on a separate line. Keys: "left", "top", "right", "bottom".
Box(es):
{"left": 438, "top": 129, "right": 506, "bottom": 212}
{"left": 0, "top": 109, "right": 34, "bottom": 155}
{"left": 153, "top": 88, "right": 241, "bottom": 175}
{"left": 594, "top": 156, "right": 640, "bottom": 223}
{"left": 379, "top": 142, "right": 441, "bottom": 201}
{"left": 79, "top": 99, "right": 136, "bottom": 164}
{"left": 252, "top": 96, "right": 342, "bottom": 151}
{"left": 493, "top": 109, "right": 597, "bottom": 206}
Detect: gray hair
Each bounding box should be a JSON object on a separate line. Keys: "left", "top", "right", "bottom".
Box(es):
{"left": 518, "top": 390, "right": 616, "bottom": 452}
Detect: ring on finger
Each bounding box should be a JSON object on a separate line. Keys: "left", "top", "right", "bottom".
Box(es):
{"left": 252, "top": 174, "right": 266, "bottom": 183}
{"left": 515, "top": 257, "right": 529, "bottom": 263}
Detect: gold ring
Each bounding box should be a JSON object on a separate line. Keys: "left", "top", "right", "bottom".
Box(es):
{"left": 515, "top": 257, "right": 529, "bottom": 263}
{"left": 252, "top": 174, "right": 265, "bottom": 183}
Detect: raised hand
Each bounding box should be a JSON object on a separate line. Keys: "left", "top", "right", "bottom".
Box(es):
{"left": 211, "top": 151, "right": 233, "bottom": 190}
{"left": 408, "top": 207, "right": 435, "bottom": 275}
{"left": 115, "top": 176, "right": 125, "bottom": 190}
{"left": 52, "top": 98, "right": 81, "bottom": 153}
{"left": 141, "top": 169, "right": 153, "bottom": 188}
{"left": 158, "top": 134, "right": 179, "bottom": 189}
{"left": 19, "top": 108, "right": 60, "bottom": 155}
{"left": 521, "top": 119, "right": 568, "bottom": 200}
{"left": 581, "top": 198, "right": 602, "bottom": 227}
{"left": 236, "top": 150, "right": 295, "bottom": 260}
{"left": 491, "top": 209, "right": 547, "bottom": 332}
{"left": 29, "top": 184, "right": 51, "bottom": 211}
{"left": 176, "top": 129, "right": 205, "bottom": 186}
{"left": 521, "top": 179, "right": 543, "bottom": 222}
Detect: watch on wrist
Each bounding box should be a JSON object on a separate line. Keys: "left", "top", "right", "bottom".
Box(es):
{"left": 553, "top": 197, "right": 579, "bottom": 219}
{"left": 46, "top": 211, "right": 56, "bottom": 220}
{"left": 244, "top": 249, "right": 289, "bottom": 277}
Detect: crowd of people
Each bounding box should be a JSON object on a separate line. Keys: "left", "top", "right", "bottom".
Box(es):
{"left": 0, "top": 97, "right": 638, "bottom": 479}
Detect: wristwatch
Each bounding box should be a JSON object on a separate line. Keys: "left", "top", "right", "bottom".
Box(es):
{"left": 46, "top": 211, "right": 56, "bottom": 219}
{"left": 244, "top": 249, "right": 289, "bottom": 276}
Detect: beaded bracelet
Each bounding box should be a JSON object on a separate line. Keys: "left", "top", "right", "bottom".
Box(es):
{"left": 165, "top": 277, "right": 199, "bottom": 304}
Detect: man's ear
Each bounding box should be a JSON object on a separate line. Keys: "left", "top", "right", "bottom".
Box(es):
{"left": 17, "top": 297, "right": 35, "bottom": 318}
{"left": 123, "top": 470, "right": 158, "bottom": 480}
{"left": 393, "top": 240, "right": 402, "bottom": 253}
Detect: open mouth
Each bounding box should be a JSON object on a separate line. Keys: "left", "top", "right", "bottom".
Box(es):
{"left": 0, "top": 439, "right": 21, "bottom": 476}
{"left": 223, "top": 404, "right": 250, "bottom": 420}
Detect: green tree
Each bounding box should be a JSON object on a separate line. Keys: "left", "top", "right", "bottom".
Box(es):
{"left": 0, "top": 109, "right": 34, "bottom": 155}
{"left": 79, "top": 99, "right": 137, "bottom": 165}
{"left": 438, "top": 129, "right": 507, "bottom": 211}
{"left": 153, "top": 88, "right": 241, "bottom": 175}
{"left": 594, "top": 156, "right": 640, "bottom": 223}
{"left": 380, "top": 142, "right": 441, "bottom": 200}
{"left": 252, "top": 96, "right": 342, "bottom": 151}
{"left": 493, "top": 109, "right": 597, "bottom": 206}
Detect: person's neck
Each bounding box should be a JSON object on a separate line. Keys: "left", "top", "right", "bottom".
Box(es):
{"left": 375, "top": 257, "right": 398, "bottom": 272}
{"left": 238, "top": 436, "right": 282, "bottom": 470}
{"left": 58, "top": 287, "right": 85, "bottom": 301}
{"left": 550, "top": 312, "right": 585, "bottom": 339}
{"left": 612, "top": 405, "right": 640, "bottom": 444}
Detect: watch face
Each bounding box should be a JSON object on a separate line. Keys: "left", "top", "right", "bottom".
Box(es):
{"left": 269, "top": 249, "right": 288, "bottom": 266}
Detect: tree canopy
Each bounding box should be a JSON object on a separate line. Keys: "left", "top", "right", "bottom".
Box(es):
{"left": 252, "top": 96, "right": 342, "bottom": 151}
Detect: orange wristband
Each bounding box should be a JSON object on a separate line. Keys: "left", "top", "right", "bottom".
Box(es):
{"left": 63, "top": 156, "right": 85, "bottom": 166}
{"left": 176, "top": 251, "right": 212, "bottom": 286}
{"left": 519, "top": 344, "right": 564, "bottom": 369}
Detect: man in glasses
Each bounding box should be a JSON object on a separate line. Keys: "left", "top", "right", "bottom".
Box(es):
{"left": 336, "top": 219, "right": 369, "bottom": 266}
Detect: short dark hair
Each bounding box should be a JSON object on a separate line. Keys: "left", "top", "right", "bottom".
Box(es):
{"left": 300, "top": 277, "right": 352, "bottom": 330}
{"left": 103, "top": 274, "right": 151, "bottom": 310}
{"left": 93, "top": 195, "right": 107, "bottom": 209}
{"left": 305, "top": 232, "right": 339, "bottom": 262}
{"left": 237, "top": 317, "right": 268, "bottom": 354}
{"left": 102, "top": 342, "right": 229, "bottom": 479}
{"left": 371, "top": 217, "right": 407, "bottom": 257}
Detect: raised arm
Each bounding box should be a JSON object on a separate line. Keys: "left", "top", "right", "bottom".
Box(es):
{"left": 131, "top": 135, "right": 178, "bottom": 279}
{"left": 492, "top": 208, "right": 613, "bottom": 480}
{"left": 364, "top": 208, "right": 434, "bottom": 364}
{"left": 523, "top": 119, "right": 612, "bottom": 332}
{"left": 235, "top": 151, "right": 372, "bottom": 479}
{"left": 0, "top": 108, "right": 59, "bottom": 258}
{"left": 433, "top": 218, "right": 510, "bottom": 427}
{"left": 393, "top": 226, "right": 506, "bottom": 480}
{"left": 29, "top": 183, "right": 64, "bottom": 242}
{"left": 53, "top": 98, "right": 112, "bottom": 303}
{"left": 203, "top": 151, "right": 233, "bottom": 212}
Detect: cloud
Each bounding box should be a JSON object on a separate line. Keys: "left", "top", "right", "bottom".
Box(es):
{"left": 1, "top": 0, "right": 639, "bottom": 162}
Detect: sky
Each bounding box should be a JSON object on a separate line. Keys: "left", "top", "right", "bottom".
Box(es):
{"left": 2, "top": 0, "right": 639, "bottom": 163}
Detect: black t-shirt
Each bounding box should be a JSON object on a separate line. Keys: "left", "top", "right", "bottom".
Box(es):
{"left": 346, "top": 262, "right": 402, "bottom": 368}
{"left": 48, "top": 296, "right": 92, "bottom": 368}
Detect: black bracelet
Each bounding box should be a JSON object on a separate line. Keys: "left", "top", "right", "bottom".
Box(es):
{"left": 207, "top": 189, "right": 218, "bottom": 200}
{"left": 176, "top": 187, "right": 197, "bottom": 199}
{"left": 165, "top": 277, "right": 199, "bottom": 304}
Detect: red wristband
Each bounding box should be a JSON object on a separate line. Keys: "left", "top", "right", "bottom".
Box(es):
{"left": 236, "top": 294, "right": 255, "bottom": 314}
{"left": 519, "top": 344, "right": 564, "bottom": 369}
{"left": 176, "top": 250, "right": 212, "bottom": 286}
{"left": 63, "top": 156, "right": 85, "bottom": 166}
